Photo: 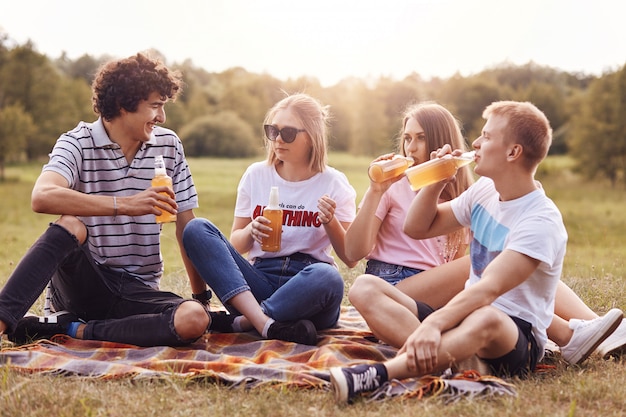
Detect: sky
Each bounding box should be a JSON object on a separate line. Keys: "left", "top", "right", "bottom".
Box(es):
{"left": 1, "top": 0, "right": 625, "bottom": 87}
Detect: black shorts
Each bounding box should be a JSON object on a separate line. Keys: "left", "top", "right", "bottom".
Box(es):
{"left": 415, "top": 300, "right": 435, "bottom": 322}
{"left": 415, "top": 301, "right": 540, "bottom": 378}
{"left": 481, "top": 316, "right": 540, "bottom": 378}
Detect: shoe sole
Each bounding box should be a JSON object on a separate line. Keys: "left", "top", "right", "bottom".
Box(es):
{"left": 8, "top": 311, "right": 81, "bottom": 344}
{"left": 208, "top": 312, "right": 235, "bottom": 333}
{"left": 567, "top": 308, "right": 623, "bottom": 365}
{"left": 267, "top": 319, "right": 318, "bottom": 345}
{"left": 598, "top": 343, "right": 626, "bottom": 359}
{"left": 596, "top": 319, "right": 626, "bottom": 358}
{"left": 298, "top": 320, "right": 318, "bottom": 346}
{"left": 329, "top": 367, "right": 349, "bottom": 404}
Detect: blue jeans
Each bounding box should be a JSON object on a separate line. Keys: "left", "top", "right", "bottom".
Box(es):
{"left": 365, "top": 259, "right": 424, "bottom": 286}
{"left": 182, "top": 218, "right": 344, "bottom": 329}
{"left": 0, "top": 223, "right": 198, "bottom": 346}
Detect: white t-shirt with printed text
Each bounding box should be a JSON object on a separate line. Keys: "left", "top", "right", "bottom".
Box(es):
{"left": 235, "top": 161, "right": 356, "bottom": 266}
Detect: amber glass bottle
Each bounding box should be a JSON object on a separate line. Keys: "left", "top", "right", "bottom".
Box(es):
{"left": 152, "top": 155, "right": 177, "bottom": 224}
{"left": 368, "top": 155, "right": 414, "bottom": 183}
{"left": 261, "top": 186, "right": 283, "bottom": 252}
{"left": 405, "top": 151, "right": 475, "bottom": 191}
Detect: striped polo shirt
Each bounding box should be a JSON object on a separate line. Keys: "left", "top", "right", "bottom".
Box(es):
{"left": 42, "top": 118, "right": 199, "bottom": 289}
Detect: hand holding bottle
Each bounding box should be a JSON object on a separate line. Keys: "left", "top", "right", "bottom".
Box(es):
{"left": 250, "top": 217, "right": 268, "bottom": 243}
{"left": 405, "top": 147, "right": 475, "bottom": 191}
{"left": 368, "top": 154, "right": 415, "bottom": 183}
{"left": 152, "top": 155, "right": 177, "bottom": 223}
{"left": 260, "top": 186, "right": 283, "bottom": 252}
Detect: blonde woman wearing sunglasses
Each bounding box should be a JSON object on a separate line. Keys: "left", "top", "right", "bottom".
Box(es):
{"left": 182, "top": 93, "right": 357, "bottom": 345}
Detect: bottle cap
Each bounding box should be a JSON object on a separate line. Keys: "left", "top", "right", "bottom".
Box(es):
{"left": 154, "top": 155, "right": 166, "bottom": 176}
{"left": 268, "top": 186, "right": 279, "bottom": 208}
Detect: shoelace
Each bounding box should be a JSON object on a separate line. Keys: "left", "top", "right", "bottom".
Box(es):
{"left": 352, "top": 367, "right": 380, "bottom": 392}
{"left": 570, "top": 318, "right": 595, "bottom": 331}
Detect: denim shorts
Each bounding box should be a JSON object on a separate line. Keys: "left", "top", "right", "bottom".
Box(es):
{"left": 364, "top": 259, "right": 424, "bottom": 286}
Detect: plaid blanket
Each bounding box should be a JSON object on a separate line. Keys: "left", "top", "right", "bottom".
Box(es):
{"left": 0, "top": 306, "right": 516, "bottom": 402}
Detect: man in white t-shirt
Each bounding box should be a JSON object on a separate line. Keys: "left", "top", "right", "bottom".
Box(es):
{"left": 330, "top": 101, "right": 595, "bottom": 404}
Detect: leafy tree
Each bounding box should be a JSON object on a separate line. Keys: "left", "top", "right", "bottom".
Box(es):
{"left": 283, "top": 76, "right": 325, "bottom": 100}
{"left": 0, "top": 42, "right": 47, "bottom": 110}
{"left": 323, "top": 83, "right": 353, "bottom": 152}
{"left": 0, "top": 32, "right": 9, "bottom": 70}
{"left": 329, "top": 78, "right": 390, "bottom": 156}
{"left": 217, "top": 68, "right": 282, "bottom": 130}
{"left": 3, "top": 32, "right": 625, "bottom": 175}
{"left": 0, "top": 43, "right": 76, "bottom": 158}
{"left": 0, "top": 104, "right": 35, "bottom": 180}
{"left": 568, "top": 72, "right": 621, "bottom": 185}
{"left": 522, "top": 81, "right": 569, "bottom": 154}
{"left": 179, "top": 111, "right": 261, "bottom": 158}
{"left": 55, "top": 53, "right": 107, "bottom": 84}
{"left": 439, "top": 75, "right": 503, "bottom": 142}
{"left": 379, "top": 76, "right": 425, "bottom": 145}
{"left": 353, "top": 83, "right": 391, "bottom": 156}
{"left": 171, "top": 60, "right": 222, "bottom": 128}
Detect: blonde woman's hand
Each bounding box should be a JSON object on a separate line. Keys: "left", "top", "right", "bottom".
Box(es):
{"left": 317, "top": 194, "right": 336, "bottom": 225}
{"left": 249, "top": 216, "right": 271, "bottom": 243}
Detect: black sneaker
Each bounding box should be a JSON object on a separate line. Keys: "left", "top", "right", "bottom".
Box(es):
{"left": 267, "top": 319, "right": 317, "bottom": 345}
{"left": 8, "top": 311, "right": 81, "bottom": 344}
{"left": 208, "top": 311, "right": 235, "bottom": 333}
{"left": 329, "top": 364, "right": 386, "bottom": 404}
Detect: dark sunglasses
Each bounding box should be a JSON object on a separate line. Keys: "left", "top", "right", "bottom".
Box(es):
{"left": 263, "top": 124, "right": 306, "bottom": 143}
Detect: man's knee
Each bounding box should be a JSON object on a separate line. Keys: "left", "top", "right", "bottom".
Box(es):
{"left": 173, "top": 300, "right": 210, "bottom": 340}
{"left": 55, "top": 215, "right": 88, "bottom": 244}
{"left": 465, "top": 306, "right": 513, "bottom": 342}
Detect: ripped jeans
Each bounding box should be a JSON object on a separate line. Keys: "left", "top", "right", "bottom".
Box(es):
{"left": 0, "top": 223, "right": 199, "bottom": 346}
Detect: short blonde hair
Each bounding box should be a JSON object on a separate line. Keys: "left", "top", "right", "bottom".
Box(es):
{"left": 482, "top": 101, "right": 552, "bottom": 168}
{"left": 263, "top": 93, "right": 330, "bottom": 173}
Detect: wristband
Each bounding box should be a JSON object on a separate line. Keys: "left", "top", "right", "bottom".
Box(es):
{"left": 192, "top": 289, "right": 212, "bottom": 304}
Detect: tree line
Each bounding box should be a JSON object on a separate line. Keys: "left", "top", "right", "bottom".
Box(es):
{"left": 0, "top": 33, "right": 625, "bottom": 186}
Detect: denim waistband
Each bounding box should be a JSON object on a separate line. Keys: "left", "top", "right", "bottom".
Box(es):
{"left": 278, "top": 252, "right": 323, "bottom": 264}
{"left": 366, "top": 259, "right": 421, "bottom": 272}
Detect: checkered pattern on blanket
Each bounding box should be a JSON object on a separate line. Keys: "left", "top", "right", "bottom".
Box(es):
{"left": 0, "top": 307, "right": 516, "bottom": 401}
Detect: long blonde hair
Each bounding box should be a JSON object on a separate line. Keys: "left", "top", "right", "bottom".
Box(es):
{"left": 400, "top": 102, "right": 474, "bottom": 261}
{"left": 263, "top": 93, "right": 330, "bottom": 173}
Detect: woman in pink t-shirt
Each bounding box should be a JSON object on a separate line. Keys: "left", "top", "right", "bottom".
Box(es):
{"left": 345, "top": 102, "right": 626, "bottom": 363}
{"left": 345, "top": 102, "right": 473, "bottom": 286}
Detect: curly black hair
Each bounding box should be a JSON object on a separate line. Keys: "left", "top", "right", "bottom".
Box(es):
{"left": 91, "top": 53, "right": 183, "bottom": 121}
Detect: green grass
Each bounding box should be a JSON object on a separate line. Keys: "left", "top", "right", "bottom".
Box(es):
{"left": 2, "top": 154, "right": 626, "bottom": 416}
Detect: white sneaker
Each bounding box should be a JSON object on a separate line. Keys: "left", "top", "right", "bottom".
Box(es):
{"left": 560, "top": 308, "right": 623, "bottom": 365}
{"left": 596, "top": 318, "right": 626, "bottom": 358}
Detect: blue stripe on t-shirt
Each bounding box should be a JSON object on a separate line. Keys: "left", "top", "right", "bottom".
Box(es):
{"left": 470, "top": 204, "right": 510, "bottom": 278}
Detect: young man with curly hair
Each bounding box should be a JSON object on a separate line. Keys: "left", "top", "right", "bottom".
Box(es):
{"left": 0, "top": 53, "right": 214, "bottom": 347}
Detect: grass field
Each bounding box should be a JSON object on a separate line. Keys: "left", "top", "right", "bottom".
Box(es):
{"left": 1, "top": 154, "right": 626, "bottom": 416}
